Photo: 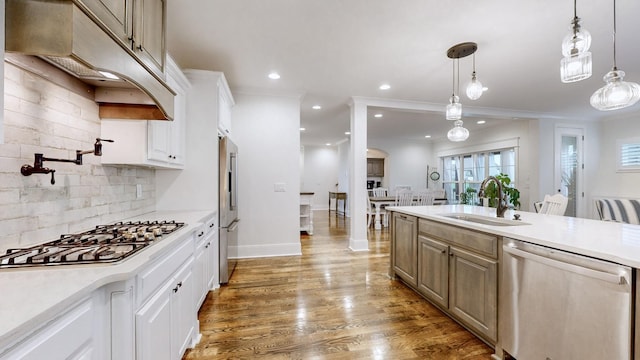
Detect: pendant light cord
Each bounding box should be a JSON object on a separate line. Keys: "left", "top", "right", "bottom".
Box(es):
{"left": 612, "top": 0, "right": 617, "bottom": 69}
{"left": 451, "top": 60, "right": 455, "bottom": 96}
{"left": 456, "top": 58, "right": 460, "bottom": 95}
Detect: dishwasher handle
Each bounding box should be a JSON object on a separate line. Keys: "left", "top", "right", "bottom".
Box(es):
{"left": 503, "top": 245, "right": 628, "bottom": 285}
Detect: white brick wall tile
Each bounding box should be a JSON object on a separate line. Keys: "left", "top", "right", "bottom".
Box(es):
{"left": 0, "top": 66, "right": 157, "bottom": 248}
{"left": 0, "top": 189, "right": 20, "bottom": 204}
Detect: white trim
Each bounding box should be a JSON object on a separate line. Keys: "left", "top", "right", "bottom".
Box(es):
{"left": 349, "top": 237, "right": 369, "bottom": 251}
{"left": 233, "top": 243, "right": 302, "bottom": 258}
{"left": 437, "top": 138, "right": 520, "bottom": 158}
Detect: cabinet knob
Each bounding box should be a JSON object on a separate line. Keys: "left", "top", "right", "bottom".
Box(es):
{"left": 209, "top": 223, "right": 215, "bottom": 228}
{"left": 137, "top": 44, "right": 143, "bottom": 51}
{"left": 441, "top": 249, "right": 446, "bottom": 254}
{"left": 198, "top": 231, "right": 204, "bottom": 237}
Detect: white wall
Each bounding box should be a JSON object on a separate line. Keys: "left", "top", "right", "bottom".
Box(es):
{"left": 368, "top": 138, "right": 435, "bottom": 192}
{"left": 589, "top": 113, "right": 640, "bottom": 212}
{"left": 300, "top": 145, "right": 339, "bottom": 210}
{"left": 232, "top": 91, "right": 302, "bottom": 258}
{"left": 0, "top": 62, "right": 156, "bottom": 249}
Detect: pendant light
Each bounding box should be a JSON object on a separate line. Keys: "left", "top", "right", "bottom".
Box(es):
{"left": 446, "top": 59, "right": 462, "bottom": 120}
{"left": 447, "top": 120, "right": 469, "bottom": 142}
{"left": 560, "top": 0, "right": 592, "bottom": 83}
{"left": 466, "top": 53, "right": 484, "bottom": 100}
{"left": 590, "top": 0, "right": 640, "bottom": 111}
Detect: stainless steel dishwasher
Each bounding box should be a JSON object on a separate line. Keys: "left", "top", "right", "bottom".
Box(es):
{"left": 501, "top": 238, "right": 633, "bottom": 360}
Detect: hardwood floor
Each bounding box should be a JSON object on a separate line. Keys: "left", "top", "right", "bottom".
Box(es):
{"left": 183, "top": 211, "right": 493, "bottom": 359}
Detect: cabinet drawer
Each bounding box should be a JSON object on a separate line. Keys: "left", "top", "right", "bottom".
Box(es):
{"left": 3, "top": 297, "right": 94, "bottom": 359}
{"left": 204, "top": 215, "right": 217, "bottom": 236}
{"left": 137, "top": 235, "right": 194, "bottom": 304}
{"left": 418, "top": 219, "right": 497, "bottom": 258}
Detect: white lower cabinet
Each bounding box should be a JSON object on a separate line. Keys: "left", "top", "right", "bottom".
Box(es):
{"left": 136, "top": 258, "right": 194, "bottom": 360}
{"left": 1, "top": 296, "right": 100, "bottom": 360}
{"left": 194, "top": 216, "right": 217, "bottom": 309}
{"left": 1, "top": 214, "right": 216, "bottom": 360}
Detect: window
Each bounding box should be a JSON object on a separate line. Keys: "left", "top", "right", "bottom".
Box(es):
{"left": 617, "top": 138, "right": 640, "bottom": 172}
{"left": 441, "top": 148, "right": 517, "bottom": 204}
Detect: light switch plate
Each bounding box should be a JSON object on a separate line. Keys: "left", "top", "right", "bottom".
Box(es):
{"left": 274, "top": 183, "right": 286, "bottom": 192}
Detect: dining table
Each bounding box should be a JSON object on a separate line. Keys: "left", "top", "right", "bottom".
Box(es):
{"left": 369, "top": 196, "right": 447, "bottom": 229}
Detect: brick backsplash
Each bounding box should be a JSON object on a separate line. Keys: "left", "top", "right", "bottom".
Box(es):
{"left": 0, "top": 62, "right": 156, "bottom": 248}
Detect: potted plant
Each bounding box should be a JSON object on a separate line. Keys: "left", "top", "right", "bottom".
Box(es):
{"left": 482, "top": 173, "right": 520, "bottom": 209}
{"left": 459, "top": 187, "right": 478, "bottom": 205}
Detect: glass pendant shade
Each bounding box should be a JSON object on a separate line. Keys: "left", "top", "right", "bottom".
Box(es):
{"left": 560, "top": 14, "right": 592, "bottom": 83}
{"left": 446, "top": 95, "right": 462, "bottom": 120}
{"left": 447, "top": 120, "right": 469, "bottom": 142}
{"left": 466, "top": 74, "right": 483, "bottom": 100}
{"left": 560, "top": 51, "right": 592, "bottom": 83}
{"left": 590, "top": 69, "right": 640, "bottom": 111}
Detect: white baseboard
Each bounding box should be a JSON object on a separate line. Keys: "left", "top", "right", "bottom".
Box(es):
{"left": 349, "top": 237, "right": 369, "bottom": 251}
{"left": 231, "top": 242, "right": 302, "bottom": 258}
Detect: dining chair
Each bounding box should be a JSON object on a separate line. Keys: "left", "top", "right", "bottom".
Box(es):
{"left": 414, "top": 191, "right": 434, "bottom": 206}
{"left": 372, "top": 188, "right": 388, "bottom": 197}
{"left": 538, "top": 193, "right": 568, "bottom": 216}
{"left": 395, "top": 189, "right": 413, "bottom": 206}
{"left": 367, "top": 195, "right": 387, "bottom": 227}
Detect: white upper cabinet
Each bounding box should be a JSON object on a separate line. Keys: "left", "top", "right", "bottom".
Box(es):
{"left": 80, "top": 0, "right": 166, "bottom": 76}
{"left": 218, "top": 81, "right": 233, "bottom": 136}
{"left": 100, "top": 55, "right": 189, "bottom": 169}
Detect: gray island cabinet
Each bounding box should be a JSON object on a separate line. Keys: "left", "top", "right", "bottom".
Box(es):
{"left": 391, "top": 211, "right": 498, "bottom": 345}
{"left": 388, "top": 204, "right": 640, "bottom": 360}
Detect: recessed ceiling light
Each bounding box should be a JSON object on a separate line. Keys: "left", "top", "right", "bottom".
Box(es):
{"left": 374, "top": 113, "right": 383, "bottom": 118}
{"left": 312, "top": 105, "right": 322, "bottom": 110}
{"left": 477, "top": 120, "right": 486, "bottom": 125}
{"left": 425, "top": 135, "right": 432, "bottom": 138}
{"left": 345, "top": 131, "right": 351, "bottom": 135}
{"left": 379, "top": 84, "right": 391, "bottom": 90}
{"left": 300, "top": 127, "right": 306, "bottom": 131}
{"left": 325, "top": 143, "right": 331, "bottom": 146}
{"left": 268, "top": 72, "right": 281, "bottom": 80}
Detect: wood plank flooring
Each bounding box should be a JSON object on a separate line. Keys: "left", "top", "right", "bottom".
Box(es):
{"left": 183, "top": 211, "right": 493, "bottom": 359}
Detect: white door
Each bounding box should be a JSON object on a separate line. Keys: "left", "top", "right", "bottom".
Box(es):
{"left": 554, "top": 126, "right": 584, "bottom": 217}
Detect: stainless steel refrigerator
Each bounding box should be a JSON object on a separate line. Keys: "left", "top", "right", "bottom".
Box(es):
{"left": 219, "top": 136, "right": 239, "bottom": 284}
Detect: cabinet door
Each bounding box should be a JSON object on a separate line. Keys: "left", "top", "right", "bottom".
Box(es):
{"left": 392, "top": 213, "right": 418, "bottom": 287}
{"left": 218, "top": 86, "right": 232, "bottom": 135}
{"left": 449, "top": 246, "right": 498, "bottom": 342}
{"left": 134, "top": 0, "right": 166, "bottom": 75}
{"left": 147, "top": 120, "right": 172, "bottom": 162}
{"left": 205, "top": 231, "right": 217, "bottom": 291}
{"left": 194, "top": 237, "right": 207, "bottom": 308}
{"left": 136, "top": 282, "right": 173, "bottom": 360}
{"left": 81, "top": 0, "right": 133, "bottom": 45}
{"left": 417, "top": 235, "right": 449, "bottom": 308}
{"left": 172, "top": 261, "right": 195, "bottom": 359}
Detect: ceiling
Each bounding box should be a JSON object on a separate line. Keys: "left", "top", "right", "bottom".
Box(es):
{"left": 166, "top": 0, "right": 640, "bottom": 146}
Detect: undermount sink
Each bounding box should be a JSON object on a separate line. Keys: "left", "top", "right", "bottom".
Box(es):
{"left": 440, "top": 213, "right": 531, "bottom": 227}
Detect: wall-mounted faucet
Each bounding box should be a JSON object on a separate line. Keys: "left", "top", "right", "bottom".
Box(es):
{"left": 21, "top": 138, "right": 114, "bottom": 184}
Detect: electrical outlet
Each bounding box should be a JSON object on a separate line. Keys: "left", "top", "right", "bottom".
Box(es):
{"left": 274, "top": 183, "right": 286, "bottom": 192}
{"left": 136, "top": 184, "right": 142, "bottom": 199}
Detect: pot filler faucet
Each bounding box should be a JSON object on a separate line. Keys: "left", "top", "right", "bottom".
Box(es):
{"left": 20, "top": 138, "right": 114, "bottom": 185}
{"left": 478, "top": 176, "right": 508, "bottom": 218}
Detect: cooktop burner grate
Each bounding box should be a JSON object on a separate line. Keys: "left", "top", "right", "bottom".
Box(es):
{"left": 0, "top": 220, "right": 185, "bottom": 268}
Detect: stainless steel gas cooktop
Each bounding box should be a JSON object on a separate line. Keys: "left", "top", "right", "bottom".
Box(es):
{"left": 0, "top": 220, "right": 185, "bottom": 268}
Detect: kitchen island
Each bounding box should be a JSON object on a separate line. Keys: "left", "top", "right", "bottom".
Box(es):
{"left": 387, "top": 205, "right": 640, "bottom": 360}
{"left": 0, "top": 210, "right": 216, "bottom": 360}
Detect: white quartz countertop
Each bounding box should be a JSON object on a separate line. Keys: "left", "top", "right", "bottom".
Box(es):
{"left": 0, "top": 210, "right": 215, "bottom": 351}
{"left": 387, "top": 205, "right": 640, "bottom": 268}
